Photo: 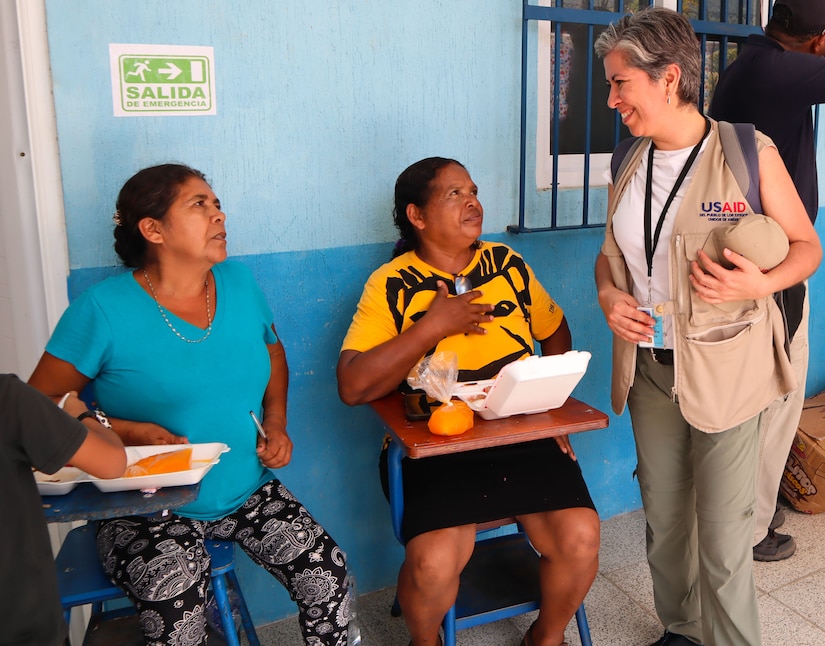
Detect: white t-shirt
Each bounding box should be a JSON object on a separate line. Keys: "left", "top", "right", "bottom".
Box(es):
{"left": 608, "top": 139, "right": 709, "bottom": 347}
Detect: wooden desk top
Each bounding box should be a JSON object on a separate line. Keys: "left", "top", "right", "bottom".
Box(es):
{"left": 42, "top": 482, "right": 201, "bottom": 523}
{"left": 369, "top": 393, "right": 609, "bottom": 459}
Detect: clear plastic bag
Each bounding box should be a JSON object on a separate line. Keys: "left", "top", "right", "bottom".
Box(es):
{"left": 407, "top": 351, "right": 458, "bottom": 405}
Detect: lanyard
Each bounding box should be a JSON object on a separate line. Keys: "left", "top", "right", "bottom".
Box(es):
{"left": 643, "top": 117, "right": 711, "bottom": 304}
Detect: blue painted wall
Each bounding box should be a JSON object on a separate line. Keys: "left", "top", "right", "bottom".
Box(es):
{"left": 46, "top": 0, "right": 825, "bottom": 626}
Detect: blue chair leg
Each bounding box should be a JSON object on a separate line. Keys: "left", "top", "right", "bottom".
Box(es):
{"left": 211, "top": 571, "right": 241, "bottom": 646}
{"left": 387, "top": 440, "right": 406, "bottom": 544}
{"left": 442, "top": 605, "right": 457, "bottom": 646}
{"left": 225, "top": 568, "right": 260, "bottom": 646}
{"left": 575, "top": 603, "right": 592, "bottom": 646}
{"left": 206, "top": 540, "right": 261, "bottom": 646}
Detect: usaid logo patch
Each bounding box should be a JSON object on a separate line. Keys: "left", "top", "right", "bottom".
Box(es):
{"left": 699, "top": 200, "right": 749, "bottom": 222}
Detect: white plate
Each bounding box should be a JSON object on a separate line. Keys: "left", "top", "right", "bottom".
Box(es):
{"left": 34, "top": 466, "right": 87, "bottom": 495}
{"left": 86, "top": 442, "right": 229, "bottom": 493}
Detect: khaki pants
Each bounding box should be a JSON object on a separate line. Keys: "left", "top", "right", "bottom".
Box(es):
{"left": 628, "top": 350, "right": 761, "bottom": 646}
{"left": 754, "top": 288, "right": 809, "bottom": 544}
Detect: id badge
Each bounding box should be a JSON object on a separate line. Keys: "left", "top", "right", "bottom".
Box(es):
{"left": 637, "top": 304, "right": 665, "bottom": 348}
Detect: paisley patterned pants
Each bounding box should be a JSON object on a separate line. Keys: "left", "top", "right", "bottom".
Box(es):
{"left": 96, "top": 479, "right": 349, "bottom": 646}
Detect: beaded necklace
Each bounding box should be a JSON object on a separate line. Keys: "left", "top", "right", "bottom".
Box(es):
{"left": 143, "top": 269, "right": 213, "bottom": 343}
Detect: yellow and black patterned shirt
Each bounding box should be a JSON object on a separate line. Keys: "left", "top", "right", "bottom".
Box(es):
{"left": 341, "top": 242, "right": 563, "bottom": 382}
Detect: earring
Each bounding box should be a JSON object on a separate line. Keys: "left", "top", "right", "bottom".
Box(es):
{"left": 667, "top": 92, "right": 671, "bottom": 106}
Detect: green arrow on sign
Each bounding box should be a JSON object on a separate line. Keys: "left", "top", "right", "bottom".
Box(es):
{"left": 120, "top": 56, "right": 208, "bottom": 84}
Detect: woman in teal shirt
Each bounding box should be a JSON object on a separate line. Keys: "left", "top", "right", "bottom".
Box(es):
{"left": 29, "top": 164, "right": 350, "bottom": 646}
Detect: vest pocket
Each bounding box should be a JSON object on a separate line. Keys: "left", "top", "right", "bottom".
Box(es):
{"left": 678, "top": 309, "right": 775, "bottom": 432}
{"left": 676, "top": 232, "right": 777, "bottom": 431}
{"left": 684, "top": 314, "right": 763, "bottom": 345}
{"left": 680, "top": 232, "right": 758, "bottom": 327}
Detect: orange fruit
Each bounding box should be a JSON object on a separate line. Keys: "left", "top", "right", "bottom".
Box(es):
{"left": 124, "top": 447, "right": 193, "bottom": 477}
{"left": 428, "top": 400, "right": 474, "bottom": 436}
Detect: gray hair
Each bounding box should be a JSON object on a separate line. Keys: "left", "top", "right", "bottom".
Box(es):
{"left": 594, "top": 6, "right": 702, "bottom": 107}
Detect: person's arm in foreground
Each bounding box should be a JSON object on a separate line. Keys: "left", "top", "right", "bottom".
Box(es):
{"left": 256, "top": 330, "right": 293, "bottom": 469}
{"left": 337, "top": 281, "right": 494, "bottom": 406}
{"left": 58, "top": 391, "right": 127, "bottom": 478}
{"left": 28, "top": 353, "right": 187, "bottom": 446}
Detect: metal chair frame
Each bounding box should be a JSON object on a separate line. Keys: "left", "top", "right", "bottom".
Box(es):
{"left": 55, "top": 524, "right": 260, "bottom": 646}
{"left": 387, "top": 440, "right": 593, "bottom": 646}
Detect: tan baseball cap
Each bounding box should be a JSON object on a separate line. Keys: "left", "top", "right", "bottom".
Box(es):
{"left": 702, "top": 214, "right": 789, "bottom": 270}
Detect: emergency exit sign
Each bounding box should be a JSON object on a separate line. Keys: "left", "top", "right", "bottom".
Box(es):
{"left": 109, "top": 44, "right": 216, "bottom": 117}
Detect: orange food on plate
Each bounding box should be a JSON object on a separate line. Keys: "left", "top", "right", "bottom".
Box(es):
{"left": 124, "top": 447, "right": 193, "bottom": 477}
{"left": 428, "top": 400, "right": 475, "bottom": 436}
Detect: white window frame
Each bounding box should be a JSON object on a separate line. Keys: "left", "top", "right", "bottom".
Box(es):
{"left": 534, "top": 0, "right": 746, "bottom": 191}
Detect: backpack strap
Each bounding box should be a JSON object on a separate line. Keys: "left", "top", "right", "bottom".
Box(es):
{"left": 610, "top": 135, "right": 643, "bottom": 185}
{"left": 717, "top": 121, "right": 762, "bottom": 213}
{"left": 610, "top": 121, "right": 762, "bottom": 213}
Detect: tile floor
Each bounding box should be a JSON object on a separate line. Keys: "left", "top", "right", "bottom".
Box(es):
{"left": 255, "top": 501, "right": 825, "bottom": 645}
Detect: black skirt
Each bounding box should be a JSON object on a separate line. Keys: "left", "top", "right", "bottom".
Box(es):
{"left": 380, "top": 437, "right": 596, "bottom": 542}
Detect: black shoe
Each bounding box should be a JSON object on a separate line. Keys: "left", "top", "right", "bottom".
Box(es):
{"left": 753, "top": 528, "right": 796, "bottom": 561}
{"left": 648, "top": 631, "right": 698, "bottom": 645}
{"left": 769, "top": 506, "right": 785, "bottom": 530}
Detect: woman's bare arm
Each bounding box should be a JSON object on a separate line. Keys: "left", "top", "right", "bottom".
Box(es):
{"left": 255, "top": 334, "right": 293, "bottom": 469}
{"left": 690, "top": 145, "right": 821, "bottom": 303}
{"left": 29, "top": 352, "right": 186, "bottom": 446}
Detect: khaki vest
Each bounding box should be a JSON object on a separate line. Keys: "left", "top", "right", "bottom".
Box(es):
{"left": 603, "top": 119, "right": 795, "bottom": 433}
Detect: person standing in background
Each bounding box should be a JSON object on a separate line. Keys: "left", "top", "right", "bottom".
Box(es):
{"left": 710, "top": 0, "right": 825, "bottom": 562}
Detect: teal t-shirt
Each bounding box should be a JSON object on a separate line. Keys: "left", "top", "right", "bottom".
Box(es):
{"left": 45, "top": 261, "right": 278, "bottom": 519}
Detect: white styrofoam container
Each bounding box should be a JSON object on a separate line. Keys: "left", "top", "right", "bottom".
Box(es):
{"left": 454, "top": 351, "right": 591, "bottom": 420}
{"left": 89, "top": 442, "right": 229, "bottom": 492}
{"left": 36, "top": 443, "right": 229, "bottom": 495}
{"left": 34, "top": 466, "right": 86, "bottom": 495}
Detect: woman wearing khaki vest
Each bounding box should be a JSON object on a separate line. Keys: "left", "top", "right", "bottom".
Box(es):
{"left": 593, "top": 8, "right": 820, "bottom": 646}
